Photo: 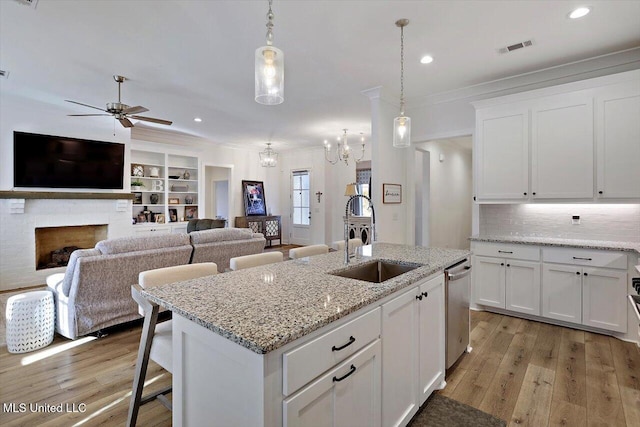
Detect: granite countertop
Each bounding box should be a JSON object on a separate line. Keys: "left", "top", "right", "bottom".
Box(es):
{"left": 469, "top": 235, "right": 640, "bottom": 254}
{"left": 142, "top": 243, "right": 469, "bottom": 354}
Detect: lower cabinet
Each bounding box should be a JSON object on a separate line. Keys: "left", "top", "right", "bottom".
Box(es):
{"left": 283, "top": 340, "right": 381, "bottom": 427}
{"left": 382, "top": 274, "right": 445, "bottom": 427}
{"left": 542, "top": 264, "right": 628, "bottom": 332}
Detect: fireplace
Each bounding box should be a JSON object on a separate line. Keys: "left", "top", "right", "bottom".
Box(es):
{"left": 35, "top": 225, "right": 108, "bottom": 270}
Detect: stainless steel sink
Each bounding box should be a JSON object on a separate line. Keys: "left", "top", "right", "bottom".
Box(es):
{"left": 329, "top": 260, "right": 421, "bottom": 283}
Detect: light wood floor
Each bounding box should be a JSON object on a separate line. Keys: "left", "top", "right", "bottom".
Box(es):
{"left": 1, "top": 309, "right": 638, "bottom": 425}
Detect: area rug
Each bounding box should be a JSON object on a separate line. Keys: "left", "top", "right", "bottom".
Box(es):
{"left": 408, "top": 394, "right": 506, "bottom": 427}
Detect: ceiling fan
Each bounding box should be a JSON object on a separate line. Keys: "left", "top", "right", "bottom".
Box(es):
{"left": 65, "top": 75, "right": 172, "bottom": 128}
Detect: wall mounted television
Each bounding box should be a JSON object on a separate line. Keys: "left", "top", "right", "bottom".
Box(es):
{"left": 14, "top": 131, "right": 125, "bottom": 190}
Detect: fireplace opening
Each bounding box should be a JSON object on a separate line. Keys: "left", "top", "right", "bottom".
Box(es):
{"left": 35, "top": 225, "right": 108, "bottom": 270}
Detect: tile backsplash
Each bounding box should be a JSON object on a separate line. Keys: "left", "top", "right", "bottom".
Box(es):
{"left": 479, "top": 204, "right": 640, "bottom": 243}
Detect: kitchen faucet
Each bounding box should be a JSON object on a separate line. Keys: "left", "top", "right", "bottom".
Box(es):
{"left": 344, "top": 195, "right": 376, "bottom": 264}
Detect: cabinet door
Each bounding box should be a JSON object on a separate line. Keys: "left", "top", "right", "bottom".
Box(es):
{"left": 475, "top": 105, "right": 529, "bottom": 200}
{"left": 583, "top": 268, "right": 627, "bottom": 333}
{"left": 542, "top": 264, "right": 582, "bottom": 324}
{"left": 418, "top": 275, "right": 445, "bottom": 405}
{"left": 595, "top": 81, "right": 640, "bottom": 198}
{"left": 283, "top": 340, "right": 381, "bottom": 427}
{"left": 505, "top": 260, "right": 541, "bottom": 316}
{"left": 472, "top": 256, "right": 505, "bottom": 309}
{"left": 532, "top": 92, "right": 594, "bottom": 199}
{"left": 382, "top": 287, "right": 419, "bottom": 427}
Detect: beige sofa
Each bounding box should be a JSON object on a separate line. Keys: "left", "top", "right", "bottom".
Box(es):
{"left": 47, "top": 229, "right": 265, "bottom": 339}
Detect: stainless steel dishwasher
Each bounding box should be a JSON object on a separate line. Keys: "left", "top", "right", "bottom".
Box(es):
{"left": 445, "top": 258, "right": 472, "bottom": 369}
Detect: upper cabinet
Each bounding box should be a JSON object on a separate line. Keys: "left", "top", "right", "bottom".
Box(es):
{"left": 475, "top": 104, "right": 529, "bottom": 201}
{"left": 531, "top": 92, "right": 593, "bottom": 199}
{"left": 473, "top": 69, "right": 640, "bottom": 203}
{"left": 595, "top": 81, "right": 640, "bottom": 199}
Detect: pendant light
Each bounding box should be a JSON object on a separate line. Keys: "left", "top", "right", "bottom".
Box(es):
{"left": 259, "top": 142, "right": 278, "bottom": 167}
{"left": 324, "top": 129, "right": 365, "bottom": 166}
{"left": 393, "top": 19, "right": 411, "bottom": 148}
{"left": 255, "top": 0, "right": 284, "bottom": 105}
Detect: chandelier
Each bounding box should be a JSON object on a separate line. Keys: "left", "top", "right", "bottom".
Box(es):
{"left": 324, "top": 129, "right": 365, "bottom": 166}
{"left": 259, "top": 143, "right": 278, "bottom": 167}
{"left": 255, "top": 0, "right": 284, "bottom": 105}
{"left": 393, "top": 19, "right": 411, "bottom": 147}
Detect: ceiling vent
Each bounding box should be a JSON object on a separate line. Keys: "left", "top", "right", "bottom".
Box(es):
{"left": 0, "top": 70, "right": 9, "bottom": 79}
{"left": 13, "top": 0, "right": 38, "bottom": 8}
{"left": 498, "top": 40, "right": 533, "bottom": 54}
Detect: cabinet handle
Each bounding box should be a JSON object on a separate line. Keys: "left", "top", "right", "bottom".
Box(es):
{"left": 584, "top": 272, "right": 588, "bottom": 276}
{"left": 331, "top": 336, "right": 356, "bottom": 352}
{"left": 498, "top": 250, "right": 513, "bottom": 254}
{"left": 506, "top": 264, "right": 510, "bottom": 267}
{"left": 572, "top": 257, "right": 592, "bottom": 261}
{"left": 532, "top": 192, "right": 536, "bottom": 196}
{"left": 500, "top": 263, "right": 504, "bottom": 266}
{"left": 523, "top": 192, "right": 527, "bottom": 196}
{"left": 333, "top": 364, "right": 357, "bottom": 382}
{"left": 598, "top": 191, "right": 603, "bottom": 194}
{"left": 416, "top": 295, "right": 423, "bottom": 301}
{"left": 576, "top": 271, "right": 580, "bottom": 275}
{"left": 422, "top": 291, "right": 429, "bottom": 298}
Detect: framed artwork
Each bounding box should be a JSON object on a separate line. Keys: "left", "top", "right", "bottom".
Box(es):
{"left": 136, "top": 213, "right": 147, "bottom": 223}
{"left": 168, "top": 197, "right": 180, "bottom": 205}
{"left": 133, "top": 192, "right": 142, "bottom": 205}
{"left": 185, "top": 206, "right": 198, "bottom": 220}
{"left": 242, "top": 180, "right": 267, "bottom": 216}
{"left": 382, "top": 183, "right": 402, "bottom": 204}
{"left": 169, "top": 208, "right": 178, "bottom": 223}
{"left": 155, "top": 213, "right": 165, "bottom": 224}
{"left": 131, "top": 164, "right": 144, "bottom": 177}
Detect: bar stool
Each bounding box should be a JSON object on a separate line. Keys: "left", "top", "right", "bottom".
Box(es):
{"left": 230, "top": 252, "right": 283, "bottom": 270}
{"left": 289, "top": 244, "right": 329, "bottom": 259}
{"left": 127, "top": 262, "right": 218, "bottom": 427}
{"left": 331, "top": 238, "right": 364, "bottom": 252}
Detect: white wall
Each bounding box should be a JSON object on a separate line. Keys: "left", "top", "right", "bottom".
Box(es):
{"left": 416, "top": 139, "right": 472, "bottom": 250}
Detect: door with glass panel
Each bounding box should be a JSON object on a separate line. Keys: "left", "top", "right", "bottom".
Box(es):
{"left": 290, "top": 170, "right": 311, "bottom": 246}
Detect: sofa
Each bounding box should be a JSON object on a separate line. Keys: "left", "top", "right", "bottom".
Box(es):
{"left": 190, "top": 227, "right": 266, "bottom": 272}
{"left": 187, "top": 218, "right": 226, "bottom": 232}
{"left": 46, "top": 228, "right": 265, "bottom": 339}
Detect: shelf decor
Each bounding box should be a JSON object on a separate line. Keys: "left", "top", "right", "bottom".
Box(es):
{"left": 169, "top": 198, "right": 180, "bottom": 205}
{"left": 131, "top": 164, "right": 144, "bottom": 177}
{"left": 242, "top": 180, "right": 267, "bottom": 216}
{"left": 383, "top": 183, "right": 402, "bottom": 204}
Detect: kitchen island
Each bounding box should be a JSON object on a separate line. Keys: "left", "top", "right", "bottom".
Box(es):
{"left": 142, "top": 243, "right": 469, "bottom": 427}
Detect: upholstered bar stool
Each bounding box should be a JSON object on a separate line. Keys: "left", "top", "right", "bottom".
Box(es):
{"left": 127, "top": 262, "right": 218, "bottom": 427}
{"left": 5, "top": 290, "right": 55, "bottom": 354}
{"left": 289, "top": 244, "right": 329, "bottom": 259}
{"left": 331, "top": 238, "right": 364, "bottom": 252}
{"left": 230, "top": 251, "right": 283, "bottom": 271}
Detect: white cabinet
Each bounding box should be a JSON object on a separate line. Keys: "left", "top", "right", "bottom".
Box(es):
{"left": 531, "top": 92, "right": 594, "bottom": 199}
{"left": 595, "top": 80, "right": 640, "bottom": 199}
{"left": 542, "top": 247, "right": 628, "bottom": 333}
{"left": 475, "top": 105, "right": 529, "bottom": 201}
{"left": 382, "top": 274, "right": 445, "bottom": 427}
{"left": 472, "top": 243, "right": 541, "bottom": 316}
{"left": 283, "top": 340, "right": 381, "bottom": 427}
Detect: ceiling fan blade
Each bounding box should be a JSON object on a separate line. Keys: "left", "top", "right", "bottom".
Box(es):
{"left": 65, "top": 100, "right": 107, "bottom": 112}
{"left": 68, "top": 114, "right": 112, "bottom": 117}
{"left": 122, "top": 105, "right": 149, "bottom": 114}
{"left": 119, "top": 118, "right": 134, "bottom": 128}
{"left": 129, "top": 115, "right": 173, "bottom": 126}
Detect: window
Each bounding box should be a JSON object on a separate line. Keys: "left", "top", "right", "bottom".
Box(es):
{"left": 355, "top": 168, "right": 372, "bottom": 217}
{"left": 292, "top": 170, "right": 310, "bottom": 225}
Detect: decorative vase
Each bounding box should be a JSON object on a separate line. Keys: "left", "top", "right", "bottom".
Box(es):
{"left": 149, "top": 167, "right": 159, "bottom": 178}
{"left": 183, "top": 170, "right": 190, "bottom": 180}
{"left": 184, "top": 195, "right": 194, "bottom": 205}
{"left": 131, "top": 185, "right": 142, "bottom": 191}
{"left": 150, "top": 193, "right": 159, "bottom": 204}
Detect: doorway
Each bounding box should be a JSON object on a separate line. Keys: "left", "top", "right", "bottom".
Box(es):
{"left": 415, "top": 136, "right": 472, "bottom": 249}
{"left": 204, "top": 165, "right": 232, "bottom": 226}
{"left": 290, "top": 170, "right": 311, "bottom": 246}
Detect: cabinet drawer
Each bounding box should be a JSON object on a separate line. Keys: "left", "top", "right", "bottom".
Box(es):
{"left": 542, "top": 247, "right": 627, "bottom": 269}
{"left": 473, "top": 242, "right": 540, "bottom": 261}
{"left": 283, "top": 307, "right": 381, "bottom": 396}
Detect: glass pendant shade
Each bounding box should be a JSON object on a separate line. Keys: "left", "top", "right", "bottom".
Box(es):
{"left": 259, "top": 143, "right": 278, "bottom": 167}
{"left": 255, "top": 46, "right": 284, "bottom": 105}
{"left": 393, "top": 115, "right": 411, "bottom": 147}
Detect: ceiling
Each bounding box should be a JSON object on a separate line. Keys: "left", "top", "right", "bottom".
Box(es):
{"left": 1, "top": 0, "right": 639, "bottom": 151}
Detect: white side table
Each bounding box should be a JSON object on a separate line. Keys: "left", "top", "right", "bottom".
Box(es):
{"left": 6, "top": 290, "right": 55, "bottom": 353}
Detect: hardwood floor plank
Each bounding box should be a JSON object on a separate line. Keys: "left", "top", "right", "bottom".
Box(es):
{"left": 456, "top": 312, "right": 505, "bottom": 371}
{"left": 609, "top": 337, "right": 640, "bottom": 391}
{"left": 552, "top": 328, "right": 587, "bottom": 406}
{"left": 440, "top": 366, "right": 467, "bottom": 398}
{"left": 618, "top": 386, "right": 640, "bottom": 427}
{"left": 548, "top": 399, "right": 587, "bottom": 427}
{"left": 529, "top": 322, "right": 562, "bottom": 370}
{"left": 509, "top": 364, "right": 555, "bottom": 427}
{"left": 585, "top": 332, "right": 626, "bottom": 427}
{"left": 479, "top": 320, "right": 540, "bottom": 421}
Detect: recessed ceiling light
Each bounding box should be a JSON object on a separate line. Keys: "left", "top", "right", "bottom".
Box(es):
{"left": 420, "top": 55, "right": 434, "bottom": 64}
{"left": 569, "top": 7, "right": 590, "bottom": 19}
{"left": 193, "top": 117, "right": 202, "bottom": 122}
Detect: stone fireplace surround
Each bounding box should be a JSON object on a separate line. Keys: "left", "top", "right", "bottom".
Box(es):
{"left": 0, "top": 192, "right": 134, "bottom": 291}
